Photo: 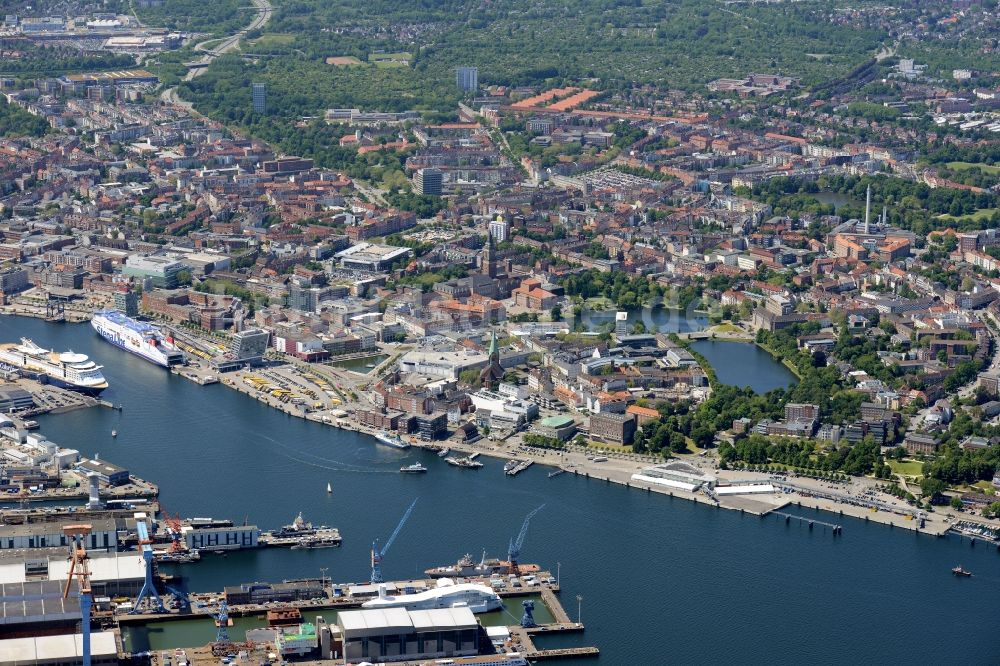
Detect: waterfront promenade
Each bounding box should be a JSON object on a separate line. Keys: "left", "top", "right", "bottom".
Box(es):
{"left": 162, "top": 340, "right": 979, "bottom": 540}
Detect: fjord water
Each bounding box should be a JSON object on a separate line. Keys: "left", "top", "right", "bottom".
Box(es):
{"left": 7, "top": 317, "right": 999, "bottom": 664}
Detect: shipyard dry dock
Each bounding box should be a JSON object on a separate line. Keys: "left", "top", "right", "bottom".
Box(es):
{"left": 120, "top": 572, "right": 598, "bottom": 663}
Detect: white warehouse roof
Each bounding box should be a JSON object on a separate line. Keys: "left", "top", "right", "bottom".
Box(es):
{"left": 48, "top": 552, "right": 145, "bottom": 584}
{"left": 410, "top": 607, "right": 477, "bottom": 631}
{"left": 338, "top": 606, "right": 477, "bottom": 638}
{"left": 0, "top": 562, "right": 26, "bottom": 585}
{"left": 0, "top": 631, "right": 117, "bottom": 666}
{"left": 715, "top": 484, "right": 776, "bottom": 495}
{"left": 631, "top": 473, "right": 700, "bottom": 492}
{"left": 338, "top": 606, "right": 413, "bottom": 633}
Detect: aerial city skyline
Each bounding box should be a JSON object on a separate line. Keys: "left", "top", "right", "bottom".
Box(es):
{"left": 0, "top": 0, "right": 1000, "bottom": 664}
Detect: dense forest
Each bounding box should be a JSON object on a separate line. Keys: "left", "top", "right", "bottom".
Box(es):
{"left": 748, "top": 174, "right": 999, "bottom": 235}
{"left": 0, "top": 97, "right": 50, "bottom": 137}
{"left": 0, "top": 44, "right": 135, "bottom": 78}
{"left": 133, "top": 0, "right": 250, "bottom": 37}
{"left": 175, "top": 0, "right": 887, "bottom": 151}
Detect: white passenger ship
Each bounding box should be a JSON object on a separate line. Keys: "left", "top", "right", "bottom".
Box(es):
{"left": 0, "top": 339, "right": 108, "bottom": 394}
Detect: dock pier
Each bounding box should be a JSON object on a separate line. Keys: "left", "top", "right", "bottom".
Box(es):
{"left": 769, "top": 510, "right": 843, "bottom": 534}
{"left": 509, "top": 623, "right": 598, "bottom": 661}
{"left": 506, "top": 460, "right": 533, "bottom": 476}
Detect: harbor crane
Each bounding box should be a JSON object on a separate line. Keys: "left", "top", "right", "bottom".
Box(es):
{"left": 370, "top": 498, "right": 418, "bottom": 584}
{"left": 160, "top": 508, "right": 185, "bottom": 552}
{"left": 214, "top": 599, "right": 232, "bottom": 642}
{"left": 62, "top": 524, "right": 93, "bottom": 666}
{"left": 508, "top": 504, "right": 545, "bottom": 575}
{"left": 132, "top": 520, "right": 165, "bottom": 614}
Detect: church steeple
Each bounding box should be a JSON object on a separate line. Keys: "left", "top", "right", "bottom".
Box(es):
{"left": 488, "top": 329, "right": 499, "bottom": 359}
{"left": 481, "top": 233, "right": 497, "bottom": 278}
{"left": 479, "top": 328, "right": 503, "bottom": 390}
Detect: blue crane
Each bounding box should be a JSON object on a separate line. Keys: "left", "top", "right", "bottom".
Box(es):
{"left": 132, "top": 520, "right": 165, "bottom": 614}
{"left": 370, "top": 498, "right": 417, "bottom": 584}
{"left": 508, "top": 504, "right": 545, "bottom": 575}
{"left": 62, "top": 525, "right": 93, "bottom": 666}
{"left": 214, "top": 600, "right": 232, "bottom": 642}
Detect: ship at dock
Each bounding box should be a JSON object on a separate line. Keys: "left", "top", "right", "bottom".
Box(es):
{"left": 0, "top": 339, "right": 108, "bottom": 395}
{"left": 445, "top": 456, "right": 483, "bottom": 469}
{"left": 375, "top": 430, "right": 411, "bottom": 449}
{"left": 425, "top": 551, "right": 540, "bottom": 579}
{"left": 260, "top": 512, "right": 342, "bottom": 548}
{"left": 91, "top": 309, "right": 185, "bottom": 367}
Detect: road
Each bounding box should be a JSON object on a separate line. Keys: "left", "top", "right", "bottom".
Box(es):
{"left": 184, "top": 0, "right": 272, "bottom": 80}
{"left": 159, "top": 0, "right": 271, "bottom": 109}
{"left": 354, "top": 180, "right": 391, "bottom": 207}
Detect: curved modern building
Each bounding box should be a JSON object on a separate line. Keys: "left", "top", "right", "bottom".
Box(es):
{"left": 362, "top": 580, "right": 502, "bottom": 614}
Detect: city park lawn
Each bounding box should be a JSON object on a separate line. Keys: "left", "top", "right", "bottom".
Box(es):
{"left": 970, "top": 480, "right": 997, "bottom": 494}
{"left": 583, "top": 296, "right": 615, "bottom": 310}
{"left": 888, "top": 459, "right": 925, "bottom": 478}
{"left": 945, "top": 161, "right": 1000, "bottom": 175}
{"left": 584, "top": 441, "right": 634, "bottom": 454}
{"left": 937, "top": 207, "right": 1000, "bottom": 222}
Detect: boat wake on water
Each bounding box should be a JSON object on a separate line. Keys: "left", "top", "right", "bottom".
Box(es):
{"left": 251, "top": 431, "right": 398, "bottom": 474}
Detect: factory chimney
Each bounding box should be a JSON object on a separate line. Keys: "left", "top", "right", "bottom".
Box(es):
{"left": 864, "top": 185, "right": 871, "bottom": 235}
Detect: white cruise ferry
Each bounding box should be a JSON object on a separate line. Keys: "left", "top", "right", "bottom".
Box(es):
{"left": 91, "top": 310, "right": 185, "bottom": 368}
{"left": 0, "top": 339, "right": 108, "bottom": 395}
{"left": 362, "top": 579, "right": 503, "bottom": 613}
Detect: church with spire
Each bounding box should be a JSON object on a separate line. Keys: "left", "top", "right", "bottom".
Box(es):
{"left": 478, "top": 329, "right": 504, "bottom": 390}
{"left": 479, "top": 233, "right": 498, "bottom": 279}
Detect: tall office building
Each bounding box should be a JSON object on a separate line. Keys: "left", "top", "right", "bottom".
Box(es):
{"left": 229, "top": 329, "right": 270, "bottom": 364}
{"left": 252, "top": 82, "right": 266, "bottom": 114}
{"left": 113, "top": 289, "right": 140, "bottom": 317}
{"left": 488, "top": 217, "right": 510, "bottom": 243}
{"left": 288, "top": 279, "right": 321, "bottom": 312}
{"left": 615, "top": 311, "right": 628, "bottom": 337}
{"left": 414, "top": 168, "right": 443, "bottom": 195}
{"left": 455, "top": 66, "right": 478, "bottom": 92}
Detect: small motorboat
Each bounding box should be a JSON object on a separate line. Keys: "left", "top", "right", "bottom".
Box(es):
{"left": 111, "top": 430, "right": 117, "bottom": 438}
{"left": 327, "top": 482, "right": 332, "bottom": 494}
{"left": 952, "top": 565, "right": 972, "bottom": 577}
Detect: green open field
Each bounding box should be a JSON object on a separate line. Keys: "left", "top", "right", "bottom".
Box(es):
{"left": 888, "top": 460, "right": 924, "bottom": 477}
{"left": 325, "top": 56, "right": 364, "bottom": 66}
{"left": 583, "top": 296, "right": 614, "bottom": 310}
{"left": 970, "top": 480, "right": 997, "bottom": 494}
{"left": 249, "top": 33, "right": 296, "bottom": 47}
{"left": 937, "top": 208, "right": 1000, "bottom": 222}
{"left": 584, "top": 441, "right": 634, "bottom": 453}
{"left": 369, "top": 52, "right": 412, "bottom": 68}
{"left": 945, "top": 161, "right": 1000, "bottom": 175}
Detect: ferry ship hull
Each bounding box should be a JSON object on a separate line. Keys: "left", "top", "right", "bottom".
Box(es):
{"left": 91, "top": 311, "right": 185, "bottom": 368}
{"left": 46, "top": 374, "right": 107, "bottom": 396}
{"left": 95, "top": 327, "right": 170, "bottom": 367}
